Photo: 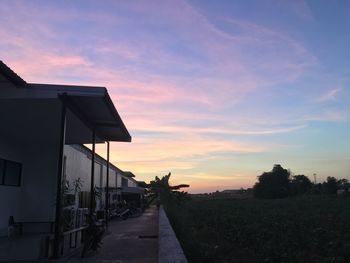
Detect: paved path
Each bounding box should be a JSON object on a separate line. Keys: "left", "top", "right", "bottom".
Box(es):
{"left": 65, "top": 206, "right": 159, "bottom": 263}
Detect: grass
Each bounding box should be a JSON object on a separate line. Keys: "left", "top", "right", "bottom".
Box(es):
{"left": 165, "top": 195, "right": 350, "bottom": 263}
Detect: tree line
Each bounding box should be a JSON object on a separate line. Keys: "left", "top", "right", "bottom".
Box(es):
{"left": 253, "top": 164, "right": 349, "bottom": 199}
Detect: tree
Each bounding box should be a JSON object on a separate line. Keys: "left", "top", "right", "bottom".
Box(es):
{"left": 253, "top": 164, "right": 290, "bottom": 199}
{"left": 148, "top": 172, "right": 190, "bottom": 205}
{"left": 322, "top": 176, "right": 339, "bottom": 194}
{"left": 290, "top": 175, "right": 312, "bottom": 195}
{"left": 338, "top": 178, "right": 349, "bottom": 191}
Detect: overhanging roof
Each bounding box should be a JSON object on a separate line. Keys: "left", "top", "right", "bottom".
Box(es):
{"left": 29, "top": 83, "right": 131, "bottom": 143}
{"left": 0, "top": 61, "right": 131, "bottom": 143}
{"left": 123, "top": 171, "right": 136, "bottom": 178}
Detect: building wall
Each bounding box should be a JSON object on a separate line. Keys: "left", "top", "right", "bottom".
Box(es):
{"left": 0, "top": 138, "right": 24, "bottom": 236}
{"left": 63, "top": 145, "right": 139, "bottom": 209}
{"left": 63, "top": 145, "right": 119, "bottom": 192}
{"left": 19, "top": 140, "right": 61, "bottom": 222}
{"left": 117, "top": 172, "right": 123, "bottom": 187}
{"left": 0, "top": 135, "right": 134, "bottom": 236}
{"left": 128, "top": 178, "right": 138, "bottom": 188}
{"left": 0, "top": 99, "right": 62, "bottom": 236}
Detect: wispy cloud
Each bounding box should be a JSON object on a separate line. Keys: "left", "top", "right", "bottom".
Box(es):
{"left": 44, "top": 55, "right": 93, "bottom": 67}
{"left": 127, "top": 124, "right": 307, "bottom": 136}
{"left": 287, "top": 0, "right": 315, "bottom": 21}
{"left": 304, "top": 110, "right": 348, "bottom": 122}
{"left": 316, "top": 88, "right": 342, "bottom": 102}
{"left": 1, "top": 0, "right": 349, "bottom": 191}
{"left": 105, "top": 137, "right": 267, "bottom": 164}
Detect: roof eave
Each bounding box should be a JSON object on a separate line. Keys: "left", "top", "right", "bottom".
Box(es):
{"left": 104, "top": 92, "right": 132, "bottom": 142}
{"left": 0, "top": 60, "right": 27, "bottom": 87}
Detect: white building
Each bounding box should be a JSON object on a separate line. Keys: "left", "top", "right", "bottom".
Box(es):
{"left": 63, "top": 144, "right": 145, "bottom": 212}
{"left": 0, "top": 61, "right": 133, "bottom": 260}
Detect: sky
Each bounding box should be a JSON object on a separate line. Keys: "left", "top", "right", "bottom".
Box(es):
{"left": 1, "top": 0, "right": 349, "bottom": 193}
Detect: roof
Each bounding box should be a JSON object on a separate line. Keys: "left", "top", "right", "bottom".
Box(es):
{"left": 137, "top": 181, "right": 148, "bottom": 188}
{"left": 0, "top": 60, "right": 27, "bottom": 87}
{"left": 123, "top": 171, "right": 136, "bottom": 178}
{"left": 27, "top": 83, "right": 131, "bottom": 142}
{"left": 0, "top": 61, "right": 131, "bottom": 143}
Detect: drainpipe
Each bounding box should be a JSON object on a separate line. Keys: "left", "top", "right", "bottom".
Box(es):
{"left": 89, "top": 127, "right": 96, "bottom": 215}
{"left": 53, "top": 100, "right": 66, "bottom": 258}
{"left": 105, "top": 141, "right": 110, "bottom": 231}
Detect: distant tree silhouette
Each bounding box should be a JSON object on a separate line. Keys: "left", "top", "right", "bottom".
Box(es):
{"left": 253, "top": 164, "right": 290, "bottom": 199}
{"left": 338, "top": 178, "right": 349, "bottom": 191}
{"left": 253, "top": 165, "right": 349, "bottom": 197}
{"left": 290, "top": 175, "right": 312, "bottom": 195}
{"left": 310, "top": 183, "right": 322, "bottom": 195}
{"left": 322, "top": 176, "right": 339, "bottom": 194}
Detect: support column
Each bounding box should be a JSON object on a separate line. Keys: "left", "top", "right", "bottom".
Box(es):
{"left": 89, "top": 127, "right": 96, "bottom": 214}
{"left": 53, "top": 101, "right": 66, "bottom": 258}
{"left": 105, "top": 141, "right": 110, "bottom": 230}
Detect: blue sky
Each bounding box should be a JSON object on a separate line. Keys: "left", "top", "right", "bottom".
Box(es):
{"left": 1, "top": 0, "right": 349, "bottom": 192}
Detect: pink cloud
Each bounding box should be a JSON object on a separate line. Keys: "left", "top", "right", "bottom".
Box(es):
{"left": 99, "top": 137, "right": 267, "bottom": 169}
{"left": 44, "top": 55, "right": 92, "bottom": 67}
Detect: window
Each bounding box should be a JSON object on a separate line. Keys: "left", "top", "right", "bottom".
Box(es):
{"left": 0, "top": 158, "right": 22, "bottom": 187}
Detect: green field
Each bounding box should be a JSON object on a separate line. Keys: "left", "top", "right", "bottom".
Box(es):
{"left": 165, "top": 196, "right": 350, "bottom": 263}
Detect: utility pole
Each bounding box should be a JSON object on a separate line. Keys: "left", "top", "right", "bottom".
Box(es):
{"left": 313, "top": 173, "right": 317, "bottom": 184}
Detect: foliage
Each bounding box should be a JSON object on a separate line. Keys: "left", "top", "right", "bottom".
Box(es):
{"left": 322, "top": 176, "right": 339, "bottom": 195}
{"left": 62, "top": 208, "right": 75, "bottom": 231}
{"left": 253, "top": 164, "right": 291, "bottom": 199}
{"left": 290, "top": 174, "right": 312, "bottom": 196}
{"left": 62, "top": 178, "right": 83, "bottom": 231}
{"left": 166, "top": 196, "right": 350, "bottom": 263}
{"left": 148, "top": 172, "right": 190, "bottom": 205}
{"left": 253, "top": 165, "right": 349, "bottom": 198}
{"left": 338, "top": 179, "right": 349, "bottom": 191}
{"left": 63, "top": 178, "right": 83, "bottom": 207}
{"left": 310, "top": 183, "right": 322, "bottom": 195}
{"left": 63, "top": 178, "right": 83, "bottom": 197}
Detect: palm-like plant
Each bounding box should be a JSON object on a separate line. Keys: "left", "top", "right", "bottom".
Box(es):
{"left": 148, "top": 172, "right": 190, "bottom": 205}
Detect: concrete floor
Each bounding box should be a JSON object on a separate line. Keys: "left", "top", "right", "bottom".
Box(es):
{"left": 0, "top": 234, "right": 43, "bottom": 261}
{"left": 65, "top": 206, "right": 159, "bottom": 263}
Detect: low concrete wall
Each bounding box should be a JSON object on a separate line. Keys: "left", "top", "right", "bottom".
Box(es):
{"left": 158, "top": 206, "right": 187, "bottom": 263}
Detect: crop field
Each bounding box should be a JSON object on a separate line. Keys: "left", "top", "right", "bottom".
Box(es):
{"left": 165, "top": 196, "right": 350, "bottom": 263}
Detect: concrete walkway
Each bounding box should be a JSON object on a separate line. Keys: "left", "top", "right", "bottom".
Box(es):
{"left": 65, "top": 206, "right": 158, "bottom": 263}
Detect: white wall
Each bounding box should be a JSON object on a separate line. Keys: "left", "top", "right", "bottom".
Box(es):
{"left": 64, "top": 145, "right": 120, "bottom": 192}
{"left": 116, "top": 172, "right": 123, "bottom": 187}
{"left": 127, "top": 178, "right": 138, "bottom": 188}
{"left": 63, "top": 146, "right": 92, "bottom": 192}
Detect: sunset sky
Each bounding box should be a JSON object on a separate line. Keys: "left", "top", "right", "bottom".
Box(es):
{"left": 1, "top": 1, "right": 349, "bottom": 193}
